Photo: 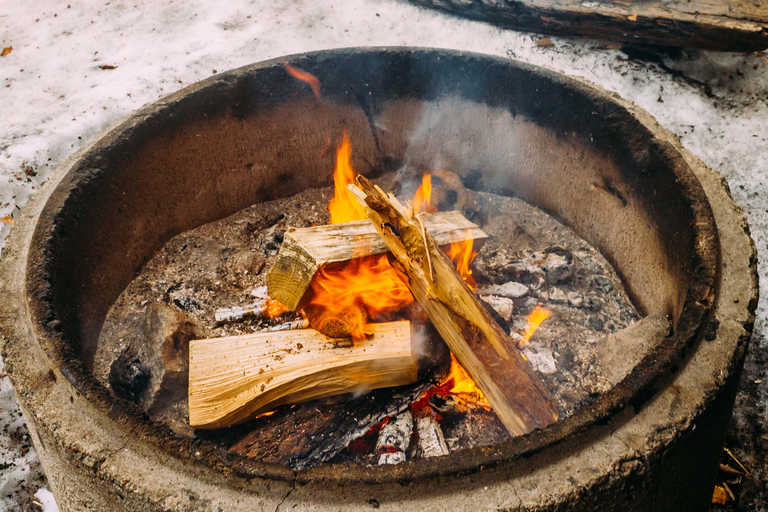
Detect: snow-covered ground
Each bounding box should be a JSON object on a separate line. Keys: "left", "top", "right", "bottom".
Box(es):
{"left": 1, "top": 0, "right": 766, "bottom": 510}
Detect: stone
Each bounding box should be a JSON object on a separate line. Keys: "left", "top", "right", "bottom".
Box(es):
{"left": 139, "top": 302, "right": 208, "bottom": 415}
{"left": 478, "top": 281, "right": 528, "bottom": 298}
{"left": 480, "top": 295, "right": 514, "bottom": 321}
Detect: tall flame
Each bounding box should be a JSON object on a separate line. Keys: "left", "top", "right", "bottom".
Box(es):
{"left": 521, "top": 305, "right": 551, "bottom": 346}
{"left": 283, "top": 62, "right": 321, "bottom": 99}
{"left": 304, "top": 133, "right": 413, "bottom": 339}
{"left": 328, "top": 132, "right": 367, "bottom": 224}
{"left": 413, "top": 173, "right": 437, "bottom": 213}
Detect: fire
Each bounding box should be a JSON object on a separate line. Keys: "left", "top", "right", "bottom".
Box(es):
{"left": 413, "top": 173, "right": 437, "bottom": 213}
{"left": 447, "top": 237, "right": 478, "bottom": 290}
{"left": 328, "top": 131, "right": 368, "bottom": 224}
{"left": 283, "top": 61, "right": 321, "bottom": 99}
{"left": 306, "top": 255, "right": 413, "bottom": 339}
{"left": 304, "top": 133, "right": 413, "bottom": 339}
{"left": 521, "top": 305, "right": 551, "bottom": 346}
{"left": 413, "top": 173, "right": 478, "bottom": 288}
{"left": 264, "top": 298, "right": 290, "bottom": 318}
{"left": 445, "top": 354, "right": 486, "bottom": 400}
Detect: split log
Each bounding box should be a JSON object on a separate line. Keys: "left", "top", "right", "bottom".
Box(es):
{"left": 189, "top": 320, "right": 419, "bottom": 429}
{"left": 266, "top": 210, "right": 487, "bottom": 310}
{"left": 349, "top": 176, "right": 559, "bottom": 436}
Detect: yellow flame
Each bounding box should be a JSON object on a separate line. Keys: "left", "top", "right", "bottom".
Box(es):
{"left": 328, "top": 131, "right": 367, "bottom": 224}
{"left": 521, "top": 305, "right": 551, "bottom": 345}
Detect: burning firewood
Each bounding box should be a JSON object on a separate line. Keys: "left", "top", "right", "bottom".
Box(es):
{"left": 376, "top": 410, "right": 413, "bottom": 464}
{"left": 266, "top": 210, "right": 487, "bottom": 310}
{"left": 349, "top": 176, "right": 559, "bottom": 436}
{"left": 414, "top": 415, "right": 450, "bottom": 458}
{"left": 189, "top": 320, "right": 422, "bottom": 429}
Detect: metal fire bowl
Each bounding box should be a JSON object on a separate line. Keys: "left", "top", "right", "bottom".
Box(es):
{"left": 0, "top": 48, "right": 757, "bottom": 511}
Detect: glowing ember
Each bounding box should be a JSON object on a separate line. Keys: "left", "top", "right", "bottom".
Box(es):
{"left": 447, "top": 236, "right": 478, "bottom": 290}
{"left": 446, "top": 354, "right": 487, "bottom": 401}
{"left": 521, "top": 305, "right": 551, "bottom": 346}
{"left": 413, "top": 173, "right": 437, "bottom": 213}
{"left": 328, "top": 131, "right": 368, "bottom": 224}
{"left": 283, "top": 61, "right": 321, "bottom": 99}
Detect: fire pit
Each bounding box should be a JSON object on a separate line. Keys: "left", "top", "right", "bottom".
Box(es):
{"left": 0, "top": 48, "right": 757, "bottom": 511}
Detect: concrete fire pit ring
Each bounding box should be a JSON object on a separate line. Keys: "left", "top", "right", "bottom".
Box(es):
{"left": 0, "top": 48, "right": 757, "bottom": 511}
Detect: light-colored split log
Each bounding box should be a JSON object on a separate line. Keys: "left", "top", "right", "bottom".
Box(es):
{"left": 189, "top": 320, "right": 417, "bottom": 429}
{"left": 349, "top": 176, "right": 558, "bottom": 436}
{"left": 266, "top": 211, "right": 487, "bottom": 310}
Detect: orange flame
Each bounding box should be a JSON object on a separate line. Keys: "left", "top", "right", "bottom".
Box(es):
{"left": 283, "top": 62, "right": 321, "bottom": 99}
{"left": 328, "top": 131, "right": 367, "bottom": 224}
{"left": 307, "top": 255, "right": 414, "bottom": 339}
{"left": 447, "top": 237, "right": 478, "bottom": 290}
{"left": 413, "top": 173, "right": 437, "bottom": 213}
{"left": 521, "top": 305, "right": 551, "bottom": 346}
{"left": 445, "top": 354, "right": 487, "bottom": 401}
{"left": 264, "top": 298, "right": 290, "bottom": 319}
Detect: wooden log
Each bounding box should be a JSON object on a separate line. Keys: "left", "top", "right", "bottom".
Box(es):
{"left": 407, "top": 0, "right": 768, "bottom": 52}
{"left": 227, "top": 379, "right": 436, "bottom": 469}
{"left": 266, "top": 210, "right": 487, "bottom": 310}
{"left": 189, "top": 320, "right": 419, "bottom": 429}
{"left": 376, "top": 410, "right": 414, "bottom": 465}
{"left": 349, "top": 176, "right": 559, "bottom": 436}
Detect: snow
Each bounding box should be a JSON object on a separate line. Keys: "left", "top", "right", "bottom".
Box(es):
{"left": 1, "top": 0, "right": 767, "bottom": 509}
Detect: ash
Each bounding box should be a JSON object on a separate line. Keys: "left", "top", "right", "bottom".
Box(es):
{"left": 94, "top": 177, "right": 638, "bottom": 462}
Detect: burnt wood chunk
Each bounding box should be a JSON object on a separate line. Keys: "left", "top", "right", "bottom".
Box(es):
{"left": 266, "top": 210, "right": 487, "bottom": 310}
{"left": 407, "top": 0, "right": 768, "bottom": 52}
{"left": 350, "top": 176, "right": 559, "bottom": 436}
{"left": 228, "top": 381, "right": 434, "bottom": 469}
{"left": 188, "top": 321, "right": 420, "bottom": 429}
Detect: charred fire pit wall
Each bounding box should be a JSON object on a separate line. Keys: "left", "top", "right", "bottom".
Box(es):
{"left": 0, "top": 48, "right": 757, "bottom": 511}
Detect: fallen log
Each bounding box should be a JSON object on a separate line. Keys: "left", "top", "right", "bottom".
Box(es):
{"left": 189, "top": 320, "right": 420, "bottom": 429}
{"left": 349, "top": 176, "right": 559, "bottom": 436}
{"left": 267, "top": 210, "right": 487, "bottom": 310}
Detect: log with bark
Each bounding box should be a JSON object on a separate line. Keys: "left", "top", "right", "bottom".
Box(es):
{"left": 349, "top": 176, "right": 559, "bottom": 436}
{"left": 189, "top": 320, "right": 423, "bottom": 429}
{"left": 266, "top": 210, "right": 487, "bottom": 310}
{"left": 227, "top": 379, "right": 436, "bottom": 469}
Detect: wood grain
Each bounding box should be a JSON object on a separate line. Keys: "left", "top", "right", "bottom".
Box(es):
{"left": 189, "top": 320, "right": 418, "bottom": 429}
{"left": 267, "top": 211, "right": 487, "bottom": 310}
